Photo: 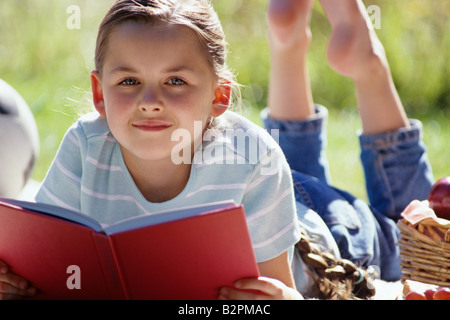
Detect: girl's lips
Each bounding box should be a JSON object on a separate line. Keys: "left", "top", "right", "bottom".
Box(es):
{"left": 132, "top": 120, "right": 172, "bottom": 132}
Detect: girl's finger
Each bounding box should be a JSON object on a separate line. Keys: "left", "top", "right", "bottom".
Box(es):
{"left": 234, "top": 277, "right": 285, "bottom": 296}
{"left": 0, "top": 281, "right": 36, "bottom": 299}
{"left": 0, "top": 271, "right": 31, "bottom": 291}
{"left": 218, "top": 286, "right": 269, "bottom": 300}
{"left": 0, "top": 260, "right": 9, "bottom": 274}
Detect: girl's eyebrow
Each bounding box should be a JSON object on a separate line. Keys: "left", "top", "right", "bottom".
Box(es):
{"left": 108, "top": 65, "right": 198, "bottom": 75}
{"left": 109, "top": 66, "right": 138, "bottom": 75}
{"left": 164, "top": 65, "right": 195, "bottom": 73}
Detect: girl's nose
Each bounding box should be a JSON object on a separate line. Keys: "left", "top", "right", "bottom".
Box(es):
{"left": 139, "top": 87, "right": 164, "bottom": 112}
{"left": 139, "top": 104, "right": 162, "bottom": 112}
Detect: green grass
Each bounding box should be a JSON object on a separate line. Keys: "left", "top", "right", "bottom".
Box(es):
{"left": 1, "top": 0, "right": 449, "bottom": 201}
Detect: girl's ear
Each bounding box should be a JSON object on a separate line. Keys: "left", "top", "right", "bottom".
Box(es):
{"left": 91, "top": 70, "right": 106, "bottom": 117}
{"left": 211, "top": 80, "right": 231, "bottom": 117}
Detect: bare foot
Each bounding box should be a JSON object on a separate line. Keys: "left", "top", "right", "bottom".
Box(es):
{"left": 266, "top": 0, "right": 316, "bottom": 120}
{"left": 319, "top": 0, "right": 409, "bottom": 134}
{"left": 319, "top": 0, "right": 388, "bottom": 79}
{"left": 267, "top": 0, "right": 314, "bottom": 49}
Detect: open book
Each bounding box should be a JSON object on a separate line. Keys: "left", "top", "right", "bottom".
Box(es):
{"left": 0, "top": 198, "right": 259, "bottom": 300}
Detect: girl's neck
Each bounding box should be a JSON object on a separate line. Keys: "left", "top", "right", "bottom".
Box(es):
{"left": 122, "top": 151, "right": 192, "bottom": 203}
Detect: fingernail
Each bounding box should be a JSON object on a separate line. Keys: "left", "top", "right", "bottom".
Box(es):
{"left": 19, "top": 280, "right": 28, "bottom": 290}
{"left": 0, "top": 266, "right": 8, "bottom": 273}
{"left": 220, "top": 288, "right": 228, "bottom": 296}
{"left": 27, "top": 287, "right": 37, "bottom": 295}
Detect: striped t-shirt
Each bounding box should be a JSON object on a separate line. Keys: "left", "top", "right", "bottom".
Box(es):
{"left": 35, "top": 111, "right": 301, "bottom": 263}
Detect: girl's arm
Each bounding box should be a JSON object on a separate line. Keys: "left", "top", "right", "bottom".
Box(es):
{"left": 219, "top": 251, "right": 303, "bottom": 300}
{"left": 35, "top": 123, "right": 84, "bottom": 211}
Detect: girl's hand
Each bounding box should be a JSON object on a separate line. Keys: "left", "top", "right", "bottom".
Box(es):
{"left": 218, "top": 276, "right": 303, "bottom": 300}
{"left": 0, "top": 260, "right": 37, "bottom": 300}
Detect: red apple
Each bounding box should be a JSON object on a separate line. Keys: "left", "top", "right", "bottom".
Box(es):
{"left": 428, "top": 177, "right": 450, "bottom": 220}
{"left": 424, "top": 288, "right": 437, "bottom": 300}
{"left": 405, "top": 291, "right": 427, "bottom": 300}
{"left": 433, "top": 287, "right": 450, "bottom": 300}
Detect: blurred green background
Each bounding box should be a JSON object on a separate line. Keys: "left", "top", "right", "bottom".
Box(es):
{"left": 0, "top": 0, "right": 449, "bottom": 201}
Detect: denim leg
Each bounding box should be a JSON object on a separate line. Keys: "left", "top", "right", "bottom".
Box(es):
{"left": 261, "top": 105, "right": 331, "bottom": 184}
{"left": 292, "top": 171, "right": 376, "bottom": 264}
{"left": 261, "top": 105, "right": 413, "bottom": 280}
{"left": 292, "top": 170, "right": 402, "bottom": 281}
{"left": 369, "top": 205, "right": 402, "bottom": 281}
{"left": 359, "top": 119, "right": 434, "bottom": 221}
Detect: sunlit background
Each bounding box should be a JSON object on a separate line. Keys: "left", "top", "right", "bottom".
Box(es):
{"left": 1, "top": 0, "right": 449, "bottom": 200}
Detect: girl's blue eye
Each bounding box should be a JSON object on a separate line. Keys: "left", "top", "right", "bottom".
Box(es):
{"left": 120, "top": 78, "right": 139, "bottom": 86}
{"left": 168, "top": 78, "right": 186, "bottom": 86}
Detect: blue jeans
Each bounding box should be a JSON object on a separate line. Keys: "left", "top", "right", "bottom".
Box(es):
{"left": 262, "top": 105, "right": 434, "bottom": 281}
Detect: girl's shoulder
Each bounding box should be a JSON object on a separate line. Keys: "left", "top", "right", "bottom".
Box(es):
{"left": 70, "top": 112, "right": 111, "bottom": 140}
{"left": 207, "top": 111, "right": 283, "bottom": 164}
{"left": 217, "top": 110, "right": 281, "bottom": 149}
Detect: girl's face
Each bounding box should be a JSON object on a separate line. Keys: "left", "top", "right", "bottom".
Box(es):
{"left": 91, "top": 21, "right": 229, "bottom": 164}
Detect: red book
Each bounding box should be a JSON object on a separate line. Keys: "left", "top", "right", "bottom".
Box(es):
{"left": 0, "top": 199, "right": 259, "bottom": 300}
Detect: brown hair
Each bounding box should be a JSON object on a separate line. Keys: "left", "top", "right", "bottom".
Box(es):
{"left": 296, "top": 230, "right": 376, "bottom": 300}
{"left": 95, "top": 0, "right": 232, "bottom": 82}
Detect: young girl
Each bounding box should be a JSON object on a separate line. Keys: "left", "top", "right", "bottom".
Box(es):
{"left": 264, "top": 0, "right": 434, "bottom": 296}
{"left": 0, "top": 0, "right": 303, "bottom": 300}
{"left": 0, "top": 0, "right": 435, "bottom": 300}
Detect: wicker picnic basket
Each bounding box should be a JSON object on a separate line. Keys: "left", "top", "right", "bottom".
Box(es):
{"left": 398, "top": 215, "right": 450, "bottom": 287}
